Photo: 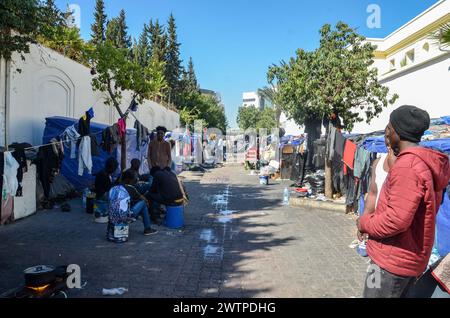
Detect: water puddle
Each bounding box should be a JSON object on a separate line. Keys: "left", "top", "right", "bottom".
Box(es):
{"left": 218, "top": 216, "right": 232, "bottom": 224}
{"left": 200, "top": 229, "right": 217, "bottom": 243}
{"left": 203, "top": 244, "right": 224, "bottom": 261}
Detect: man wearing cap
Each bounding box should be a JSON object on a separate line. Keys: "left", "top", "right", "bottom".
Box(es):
{"left": 357, "top": 105, "right": 450, "bottom": 298}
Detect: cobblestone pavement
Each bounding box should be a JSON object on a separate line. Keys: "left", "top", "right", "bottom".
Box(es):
{"left": 0, "top": 164, "right": 367, "bottom": 298}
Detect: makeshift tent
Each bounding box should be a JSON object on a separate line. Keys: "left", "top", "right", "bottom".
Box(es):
{"left": 43, "top": 116, "right": 117, "bottom": 191}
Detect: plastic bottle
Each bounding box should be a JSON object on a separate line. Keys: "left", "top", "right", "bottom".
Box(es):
{"left": 283, "top": 188, "right": 290, "bottom": 206}
{"left": 82, "top": 188, "right": 89, "bottom": 208}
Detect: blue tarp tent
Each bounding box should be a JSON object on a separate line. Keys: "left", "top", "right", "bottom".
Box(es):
{"left": 43, "top": 116, "right": 118, "bottom": 191}
{"left": 362, "top": 135, "right": 450, "bottom": 155}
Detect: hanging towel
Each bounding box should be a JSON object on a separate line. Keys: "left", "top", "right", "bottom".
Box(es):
{"left": 134, "top": 120, "right": 149, "bottom": 151}
{"left": 118, "top": 118, "right": 126, "bottom": 139}
{"left": 62, "top": 125, "right": 81, "bottom": 159}
{"left": 102, "top": 124, "right": 120, "bottom": 154}
{"left": 3, "top": 152, "right": 20, "bottom": 196}
{"left": 78, "top": 136, "right": 92, "bottom": 176}
{"left": 343, "top": 139, "right": 357, "bottom": 175}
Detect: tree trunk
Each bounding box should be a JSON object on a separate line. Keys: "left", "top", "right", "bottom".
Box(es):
{"left": 121, "top": 131, "right": 127, "bottom": 171}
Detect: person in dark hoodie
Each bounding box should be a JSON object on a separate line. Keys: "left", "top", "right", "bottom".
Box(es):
{"left": 357, "top": 105, "right": 450, "bottom": 298}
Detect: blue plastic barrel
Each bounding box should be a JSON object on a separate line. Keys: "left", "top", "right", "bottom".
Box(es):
{"left": 259, "top": 176, "right": 269, "bottom": 185}
{"left": 165, "top": 205, "right": 184, "bottom": 229}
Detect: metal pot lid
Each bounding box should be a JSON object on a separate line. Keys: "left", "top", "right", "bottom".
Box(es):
{"left": 24, "top": 265, "right": 55, "bottom": 274}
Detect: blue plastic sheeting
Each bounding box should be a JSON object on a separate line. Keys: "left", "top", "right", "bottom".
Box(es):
{"left": 441, "top": 116, "right": 450, "bottom": 125}
{"left": 43, "top": 116, "right": 119, "bottom": 191}
{"left": 437, "top": 188, "right": 450, "bottom": 256}
{"left": 362, "top": 135, "right": 450, "bottom": 154}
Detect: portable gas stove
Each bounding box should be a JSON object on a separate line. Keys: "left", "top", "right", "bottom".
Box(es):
{"left": 1, "top": 265, "right": 70, "bottom": 299}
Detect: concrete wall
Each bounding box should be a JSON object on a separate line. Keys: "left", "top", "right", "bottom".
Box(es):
{"left": 353, "top": 52, "right": 450, "bottom": 133}
{"left": 5, "top": 44, "right": 179, "bottom": 146}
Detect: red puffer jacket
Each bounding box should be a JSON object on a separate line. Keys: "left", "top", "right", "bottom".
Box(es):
{"left": 360, "top": 147, "right": 450, "bottom": 277}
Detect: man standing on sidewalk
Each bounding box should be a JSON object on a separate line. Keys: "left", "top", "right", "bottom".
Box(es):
{"left": 148, "top": 126, "right": 172, "bottom": 176}
{"left": 357, "top": 105, "right": 450, "bottom": 298}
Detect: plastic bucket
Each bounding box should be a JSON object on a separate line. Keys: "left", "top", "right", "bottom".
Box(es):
{"left": 165, "top": 205, "right": 184, "bottom": 229}
{"left": 259, "top": 176, "right": 269, "bottom": 185}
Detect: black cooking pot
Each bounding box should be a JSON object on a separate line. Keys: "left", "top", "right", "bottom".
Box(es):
{"left": 24, "top": 265, "right": 56, "bottom": 287}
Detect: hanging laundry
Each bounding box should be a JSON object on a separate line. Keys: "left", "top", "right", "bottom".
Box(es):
{"left": 343, "top": 139, "right": 357, "bottom": 175}
{"left": 3, "top": 152, "right": 20, "bottom": 197}
{"left": 134, "top": 120, "right": 149, "bottom": 151}
{"left": 78, "top": 136, "right": 93, "bottom": 176}
{"left": 334, "top": 130, "right": 346, "bottom": 159}
{"left": 87, "top": 107, "right": 94, "bottom": 119}
{"left": 130, "top": 99, "right": 138, "bottom": 112}
{"left": 36, "top": 141, "right": 64, "bottom": 199}
{"left": 78, "top": 110, "right": 93, "bottom": 137}
{"left": 327, "top": 125, "right": 337, "bottom": 162}
{"left": 9, "top": 143, "right": 32, "bottom": 197}
{"left": 353, "top": 147, "right": 371, "bottom": 179}
{"left": 117, "top": 118, "right": 126, "bottom": 139}
{"left": 62, "top": 125, "right": 80, "bottom": 159}
{"left": 102, "top": 124, "right": 120, "bottom": 154}
{"left": 90, "top": 133, "right": 100, "bottom": 157}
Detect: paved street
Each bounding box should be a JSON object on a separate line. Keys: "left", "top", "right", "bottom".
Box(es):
{"left": 0, "top": 164, "right": 367, "bottom": 298}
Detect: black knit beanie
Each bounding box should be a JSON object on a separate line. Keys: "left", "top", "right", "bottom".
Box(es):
{"left": 390, "top": 105, "right": 430, "bottom": 143}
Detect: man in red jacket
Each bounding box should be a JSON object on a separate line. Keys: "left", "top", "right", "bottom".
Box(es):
{"left": 357, "top": 105, "right": 450, "bottom": 298}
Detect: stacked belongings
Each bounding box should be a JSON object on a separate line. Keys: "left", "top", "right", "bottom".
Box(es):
{"left": 107, "top": 185, "right": 131, "bottom": 243}
{"left": 302, "top": 170, "right": 325, "bottom": 196}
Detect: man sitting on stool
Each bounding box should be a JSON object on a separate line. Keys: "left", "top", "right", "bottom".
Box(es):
{"left": 146, "top": 169, "right": 187, "bottom": 220}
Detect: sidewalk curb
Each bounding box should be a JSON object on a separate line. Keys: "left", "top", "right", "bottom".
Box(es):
{"left": 290, "top": 197, "right": 346, "bottom": 213}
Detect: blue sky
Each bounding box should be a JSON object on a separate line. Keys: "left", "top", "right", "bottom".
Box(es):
{"left": 55, "top": 0, "right": 440, "bottom": 128}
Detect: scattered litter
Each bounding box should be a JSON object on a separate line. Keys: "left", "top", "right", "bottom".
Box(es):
{"left": 102, "top": 287, "right": 128, "bottom": 296}
{"left": 315, "top": 194, "right": 327, "bottom": 202}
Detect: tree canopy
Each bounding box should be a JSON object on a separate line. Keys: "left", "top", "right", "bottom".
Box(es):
{"left": 268, "top": 22, "right": 398, "bottom": 132}
{"left": 237, "top": 106, "right": 277, "bottom": 132}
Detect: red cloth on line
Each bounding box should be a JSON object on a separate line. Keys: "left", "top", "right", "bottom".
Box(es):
{"left": 343, "top": 139, "right": 357, "bottom": 175}
{"left": 117, "top": 118, "right": 126, "bottom": 138}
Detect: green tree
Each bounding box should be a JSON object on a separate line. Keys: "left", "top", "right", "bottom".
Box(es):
{"left": 237, "top": 106, "right": 277, "bottom": 131}
{"left": 186, "top": 57, "right": 199, "bottom": 92}
{"left": 0, "top": 0, "right": 41, "bottom": 60}
{"left": 257, "top": 86, "right": 283, "bottom": 126}
{"left": 149, "top": 20, "right": 167, "bottom": 63}
{"left": 256, "top": 107, "right": 277, "bottom": 131}
{"left": 270, "top": 22, "right": 398, "bottom": 132}
{"left": 90, "top": 0, "right": 107, "bottom": 45}
{"left": 269, "top": 22, "right": 398, "bottom": 197}
{"left": 87, "top": 42, "right": 167, "bottom": 169}
{"left": 134, "top": 24, "right": 150, "bottom": 67}
{"left": 106, "top": 11, "right": 131, "bottom": 50}
{"left": 433, "top": 24, "right": 450, "bottom": 49}
{"left": 237, "top": 106, "right": 260, "bottom": 131}
{"left": 166, "top": 14, "right": 183, "bottom": 106}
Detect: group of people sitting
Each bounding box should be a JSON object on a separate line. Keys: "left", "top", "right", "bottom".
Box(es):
{"left": 94, "top": 126, "right": 187, "bottom": 236}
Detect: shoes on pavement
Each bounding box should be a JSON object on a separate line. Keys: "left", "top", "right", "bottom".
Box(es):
{"left": 144, "top": 228, "right": 158, "bottom": 236}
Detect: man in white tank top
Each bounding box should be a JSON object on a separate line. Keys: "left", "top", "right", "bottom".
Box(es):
{"left": 357, "top": 145, "right": 397, "bottom": 242}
